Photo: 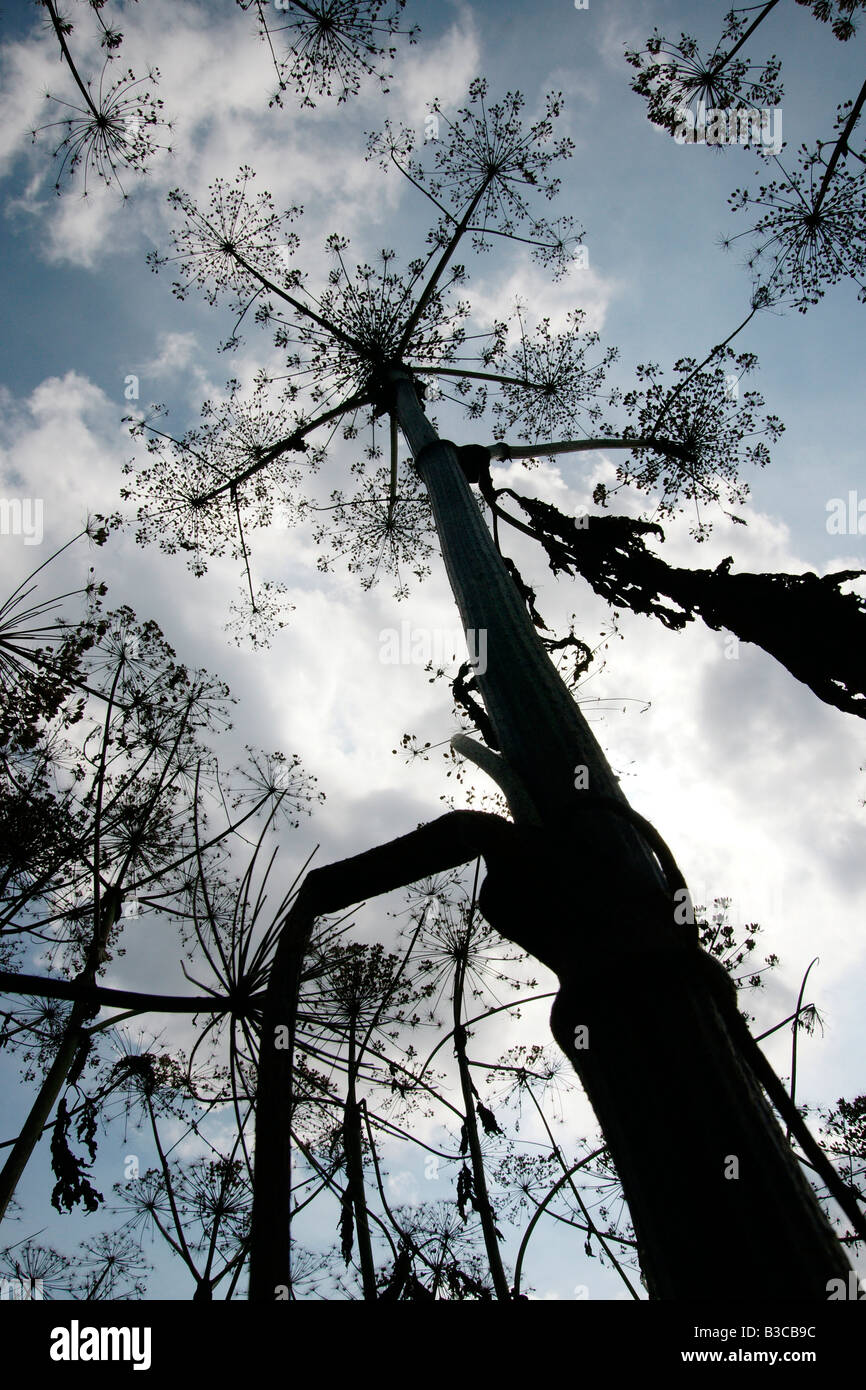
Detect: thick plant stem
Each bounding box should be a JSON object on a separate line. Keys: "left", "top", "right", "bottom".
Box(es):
{"left": 548, "top": 947, "right": 850, "bottom": 1299}
{"left": 388, "top": 373, "right": 660, "bottom": 850}
{"left": 386, "top": 365, "right": 852, "bottom": 1299}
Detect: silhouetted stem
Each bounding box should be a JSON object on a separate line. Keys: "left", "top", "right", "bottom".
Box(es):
{"left": 0, "top": 971, "right": 245, "bottom": 1015}
{"left": 247, "top": 810, "right": 518, "bottom": 1300}
{"left": 788, "top": 957, "right": 819, "bottom": 1141}
{"left": 487, "top": 435, "right": 698, "bottom": 466}
{"left": 452, "top": 950, "right": 511, "bottom": 1299}
{"left": 512, "top": 1148, "right": 605, "bottom": 1296}
{"left": 712, "top": 0, "right": 783, "bottom": 72}
{"left": 44, "top": 0, "right": 100, "bottom": 118}
{"left": 386, "top": 362, "right": 852, "bottom": 1298}
{"left": 815, "top": 77, "right": 866, "bottom": 210}
{"left": 343, "top": 1021, "right": 378, "bottom": 1299}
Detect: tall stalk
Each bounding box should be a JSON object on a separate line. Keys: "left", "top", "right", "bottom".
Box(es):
{"left": 386, "top": 364, "right": 852, "bottom": 1299}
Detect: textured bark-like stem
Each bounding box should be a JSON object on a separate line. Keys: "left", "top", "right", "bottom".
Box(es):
{"left": 389, "top": 374, "right": 653, "bottom": 838}
{"left": 549, "top": 948, "right": 849, "bottom": 1298}
{"left": 388, "top": 366, "right": 852, "bottom": 1299}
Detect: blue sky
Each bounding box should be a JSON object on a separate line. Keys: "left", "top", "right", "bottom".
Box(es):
{"left": 1, "top": 0, "right": 865, "bottom": 1301}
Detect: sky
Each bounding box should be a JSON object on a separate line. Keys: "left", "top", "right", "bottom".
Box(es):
{"left": 0, "top": 0, "right": 864, "bottom": 1302}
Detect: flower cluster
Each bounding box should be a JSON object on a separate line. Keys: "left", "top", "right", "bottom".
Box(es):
{"left": 312, "top": 459, "right": 436, "bottom": 599}
{"left": 149, "top": 170, "right": 301, "bottom": 310}
{"left": 603, "top": 348, "right": 783, "bottom": 536}
{"left": 269, "top": 239, "right": 470, "bottom": 404}
{"left": 793, "top": 0, "right": 866, "bottom": 43}
{"left": 490, "top": 307, "right": 617, "bottom": 444}
{"left": 122, "top": 383, "right": 312, "bottom": 578}
{"left": 238, "top": 0, "right": 418, "bottom": 108}
{"left": 368, "top": 80, "right": 581, "bottom": 277}
{"left": 626, "top": 22, "right": 782, "bottom": 138}
{"left": 727, "top": 111, "right": 866, "bottom": 311}
{"left": 34, "top": 64, "right": 169, "bottom": 196}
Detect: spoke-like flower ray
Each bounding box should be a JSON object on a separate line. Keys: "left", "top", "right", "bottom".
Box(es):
{"left": 238, "top": 0, "right": 419, "bottom": 108}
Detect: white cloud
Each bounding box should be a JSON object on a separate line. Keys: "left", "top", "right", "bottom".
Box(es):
{"left": 387, "top": 11, "right": 481, "bottom": 116}
{"left": 468, "top": 257, "right": 619, "bottom": 344}
{"left": 386, "top": 1169, "right": 422, "bottom": 1207}
{"left": 0, "top": 2, "right": 482, "bottom": 270}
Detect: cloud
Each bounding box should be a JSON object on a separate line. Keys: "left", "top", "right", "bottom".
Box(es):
{"left": 386, "top": 1169, "right": 422, "bottom": 1207}
{"left": 0, "top": 2, "right": 482, "bottom": 271}
{"left": 468, "top": 256, "right": 620, "bottom": 344}
{"left": 0, "top": 371, "right": 121, "bottom": 531}
{"left": 387, "top": 10, "right": 481, "bottom": 116}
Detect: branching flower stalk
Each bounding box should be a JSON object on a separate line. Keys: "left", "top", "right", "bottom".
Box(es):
{"left": 237, "top": 0, "right": 418, "bottom": 109}
{"left": 511, "top": 1147, "right": 605, "bottom": 1297}
{"left": 626, "top": 3, "right": 785, "bottom": 135}
{"left": 34, "top": 0, "right": 169, "bottom": 196}
{"left": 0, "top": 545, "right": 318, "bottom": 1226}
{"left": 628, "top": 3, "right": 866, "bottom": 310}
